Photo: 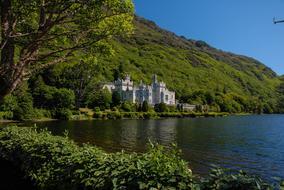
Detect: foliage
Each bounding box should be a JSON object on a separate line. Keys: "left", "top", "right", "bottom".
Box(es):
{"left": 4, "top": 15, "right": 282, "bottom": 115}
{"left": 53, "top": 108, "right": 73, "bottom": 120}
{"left": 12, "top": 87, "right": 35, "bottom": 121}
{"left": 200, "top": 167, "right": 274, "bottom": 190}
{"left": 94, "top": 16, "right": 282, "bottom": 113}
{"left": 276, "top": 79, "right": 284, "bottom": 113}
{"left": 92, "top": 111, "right": 227, "bottom": 120}
{"left": 0, "top": 126, "right": 282, "bottom": 189}
{"left": 154, "top": 103, "right": 169, "bottom": 112}
{"left": 0, "top": 95, "right": 18, "bottom": 112}
{"left": 31, "top": 76, "right": 75, "bottom": 110}
{"left": 142, "top": 101, "right": 149, "bottom": 112}
{"left": 0, "top": 111, "right": 13, "bottom": 120}
{"left": 43, "top": 57, "right": 100, "bottom": 108}
{"left": 120, "top": 101, "right": 134, "bottom": 112}
{"left": 112, "top": 91, "right": 122, "bottom": 107}
{"left": 0, "top": 126, "right": 194, "bottom": 189}
{"left": 0, "top": 0, "right": 134, "bottom": 101}
{"left": 86, "top": 88, "right": 112, "bottom": 110}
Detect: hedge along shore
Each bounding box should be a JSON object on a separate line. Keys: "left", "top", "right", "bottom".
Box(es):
{"left": 0, "top": 126, "right": 281, "bottom": 190}
{"left": 0, "top": 126, "right": 194, "bottom": 189}
{"left": 91, "top": 111, "right": 229, "bottom": 120}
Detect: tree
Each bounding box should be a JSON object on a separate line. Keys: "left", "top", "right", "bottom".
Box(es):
{"left": 31, "top": 76, "right": 75, "bottom": 110}
{"left": 154, "top": 102, "right": 168, "bottom": 112}
{"left": 86, "top": 88, "right": 112, "bottom": 110}
{"left": 0, "top": 0, "right": 134, "bottom": 102}
{"left": 276, "top": 79, "right": 284, "bottom": 113}
{"left": 113, "top": 62, "right": 125, "bottom": 80}
{"left": 45, "top": 56, "right": 99, "bottom": 108}
{"left": 142, "top": 100, "right": 149, "bottom": 112}
{"left": 121, "top": 101, "right": 132, "bottom": 112}
{"left": 112, "top": 91, "right": 121, "bottom": 107}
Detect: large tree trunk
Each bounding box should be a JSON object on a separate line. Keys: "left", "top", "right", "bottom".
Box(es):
{"left": 0, "top": 0, "right": 18, "bottom": 102}
{"left": 0, "top": 76, "right": 22, "bottom": 102}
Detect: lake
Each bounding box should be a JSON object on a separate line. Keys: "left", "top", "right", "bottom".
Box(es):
{"left": 3, "top": 114, "right": 284, "bottom": 181}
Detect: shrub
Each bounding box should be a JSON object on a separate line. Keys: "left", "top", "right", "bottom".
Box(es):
{"left": 0, "top": 111, "right": 13, "bottom": 120}
{"left": 53, "top": 88, "right": 75, "bottom": 109}
{"left": 158, "top": 112, "right": 182, "bottom": 118}
{"left": 122, "top": 112, "right": 139, "bottom": 119}
{"left": 154, "top": 103, "right": 168, "bottom": 112}
{"left": 200, "top": 167, "right": 273, "bottom": 190}
{"left": 94, "top": 107, "right": 101, "bottom": 112}
{"left": 32, "top": 77, "right": 75, "bottom": 110}
{"left": 120, "top": 101, "right": 133, "bottom": 112}
{"left": 112, "top": 91, "right": 121, "bottom": 107}
{"left": 86, "top": 89, "right": 112, "bottom": 110}
{"left": 32, "top": 109, "right": 52, "bottom": 119}
{"left": 142, "top": 101, "right": 149, "bottom": 112}
{"left": 143, "top": 112, "right": 157, "bottom": 119}
{"left": 13, "top": 91, "right": 35, "bottom": 121}
{"left": 0, "top": 127, "right": 281, "bottom": 189}
{"left": 0, "top": 95, "right": 18, "bottom": 112}
{"left": 0, "top": 126, "right": 194, "bottom": 189}
{"left": 53, "top": 109, "right": 73, "bottom": 120}
{"left": 106, "top": 111, "right": 123, "bottom": 120}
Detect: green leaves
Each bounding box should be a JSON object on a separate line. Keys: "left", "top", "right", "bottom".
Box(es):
{"left": 0, "top": 126, "right": 281, "bottom": 189}
{"left": 0, "top": 126, "right": 193, "bottom": 189}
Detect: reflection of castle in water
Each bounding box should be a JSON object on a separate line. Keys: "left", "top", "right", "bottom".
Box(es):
{"left": 103, "top": 74, "right": 175, "bottom": 105}
{"left": 117, "top": 120, "right": 178, "bottom": 151}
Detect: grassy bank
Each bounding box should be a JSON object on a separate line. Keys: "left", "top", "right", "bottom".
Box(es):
{"left": 92, "top": 111, "right": 229, "bottom": 120}
{"left": 1, "top": 108, "right": 229, "bottom": 122}
{"left": 0, "top": 126, "right": 282, "bottom": 189}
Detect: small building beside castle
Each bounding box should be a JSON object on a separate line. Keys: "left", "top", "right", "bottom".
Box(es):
{"left": 103, "top": 74, "right": 175, "bottom": 105}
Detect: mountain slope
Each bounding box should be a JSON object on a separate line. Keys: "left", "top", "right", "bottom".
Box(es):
{"left": 98, "top": 16, "right": 280, "bottom": 102}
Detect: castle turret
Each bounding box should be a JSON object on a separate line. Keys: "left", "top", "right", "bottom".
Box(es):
{"left": 152, "top": 74, "right": 158, "bottom": 84}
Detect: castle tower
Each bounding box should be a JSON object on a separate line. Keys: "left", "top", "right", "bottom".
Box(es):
{"left": 152, "top": 74, "right": 158, "bottom": 84}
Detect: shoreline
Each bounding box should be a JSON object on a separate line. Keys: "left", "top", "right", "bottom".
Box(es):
{"left": 3, "top": 112, "right": 283, "bottom": 124}
{"left": 0, "top": 112, "right": 262, "bottom": 124}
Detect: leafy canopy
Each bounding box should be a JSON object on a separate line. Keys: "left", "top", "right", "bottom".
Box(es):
{"left": 0, "top": 0, "right": 134, "bottom": 100}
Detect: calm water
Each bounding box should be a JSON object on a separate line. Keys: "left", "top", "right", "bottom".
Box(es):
{"left": 3, "top": 115, "right": 284, "bottom": 180}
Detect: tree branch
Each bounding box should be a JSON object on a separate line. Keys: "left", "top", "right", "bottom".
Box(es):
{"left": 28, "top": 50, "right": 74, "bottom": 76}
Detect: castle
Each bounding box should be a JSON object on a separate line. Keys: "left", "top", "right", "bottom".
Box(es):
{"left": 103, "top": 74, "right": 175, "bottom": 105}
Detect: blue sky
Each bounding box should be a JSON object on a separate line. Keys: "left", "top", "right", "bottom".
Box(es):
{"left": 133, "top": 0, "right": 284, "bottom": 75}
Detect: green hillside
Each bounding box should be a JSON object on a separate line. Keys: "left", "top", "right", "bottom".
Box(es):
{"left": 3, "top": 15, "right": 282, "bottom": 119}
{"left": 91, "top": 16, "right": 281, "bottom": 110}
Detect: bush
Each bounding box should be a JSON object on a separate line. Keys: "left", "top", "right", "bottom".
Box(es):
{"left": 0, "top": 95, "right": 18, "bottom": 112}
{"left": 53, "top": 88, "right": 75, "bottom": 109}
{"left": 32, "top": 109, "right": 52, "bottom": 119}
{"left": 120, "top": 101, "right": 133, "bottom": 112}
{"left": 0, "top": 111, "right": 13, "bottom": 120}
{"left": 106, "top": 111, "right": 123, "bottom": 120}
{"left": 13, "top": 91, "right": 35, "bottom": 121}
{"left": 93, "top": 111, "right": 108, "bottom": 119}
{"left": 142, "top": 101, "right": 149, "bottom": 112}
{"left": 53, "top": 109, "right": 73, "bottom": 120}
{"left": 94, "top": 107, "right": 100, "bottom": 112}
{"left": 32, "top": 77, "right": 75, "bottom": 110}
{"left": 0, "top": 126, "right": 194, "bottom": 189}
{"left": 122, "top": 112, "right": 139, "bottom": 119}
{"left": 158, "top": 112, "right": 182, "bottom": 118}
{"left": 200, "top": 167, "right": 273, "bottom": 190}
{"left": 0, "top": 127, "right": 281, "bottom": 189}
{"left": 154, "top": 103, "right": 168, "bottom": 112}
{"left": 86, "top": 89, "right": 112, "bottom": 110}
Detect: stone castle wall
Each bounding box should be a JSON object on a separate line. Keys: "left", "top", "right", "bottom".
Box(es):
{"left": 103, "top": 74, "right": 175, "bottom": 105}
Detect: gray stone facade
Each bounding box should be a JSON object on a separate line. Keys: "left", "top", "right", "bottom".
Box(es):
{"left": 103, "top": 74, "right": 175, "bottom": 105}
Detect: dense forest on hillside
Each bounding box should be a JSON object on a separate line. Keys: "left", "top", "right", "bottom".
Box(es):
{"left": 1, "top": 16, "right": 284, "bottom": 120}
